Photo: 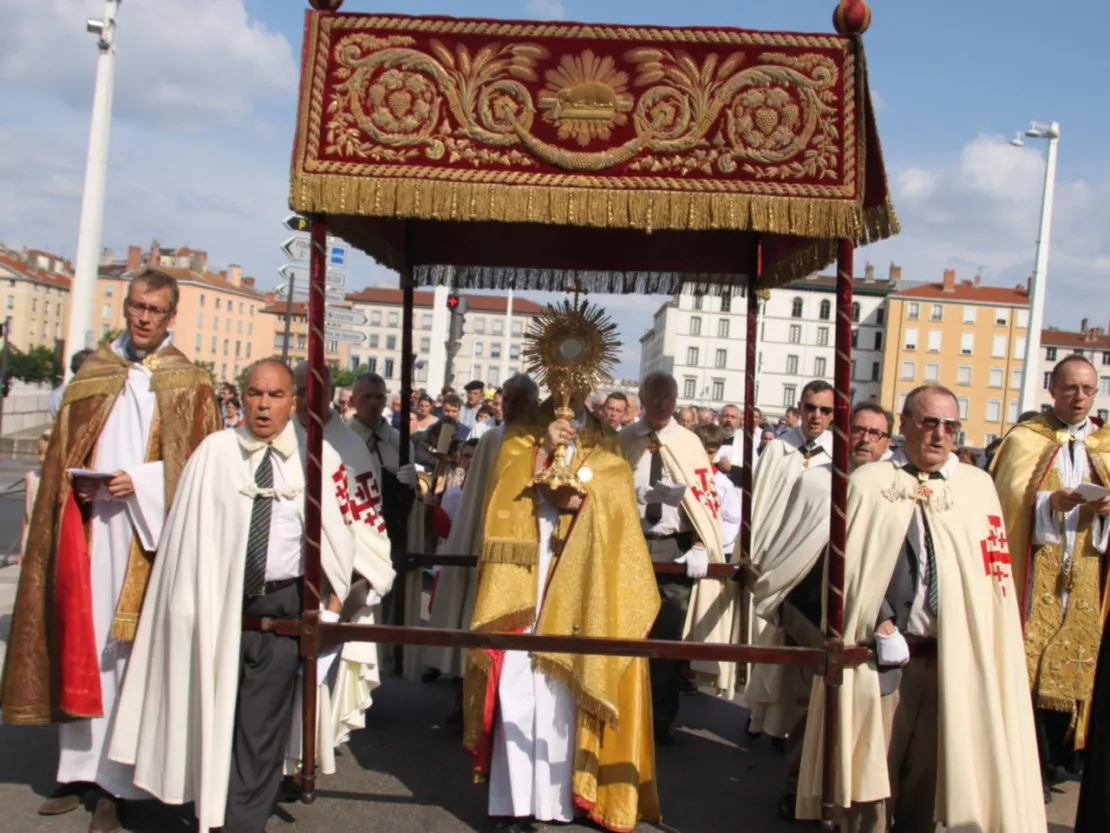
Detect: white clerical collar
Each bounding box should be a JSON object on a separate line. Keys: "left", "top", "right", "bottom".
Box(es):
{"left": 782, "top": 425, "right": 832, "bottom": 455}
{"left": 634, "top": 416, "right": 678, "bottom": 442}
{"left": 891, "top": 448, "right": 959, "bottom": 480}
{"left": 236, "top": 420, "right": 299, "bottom": 459}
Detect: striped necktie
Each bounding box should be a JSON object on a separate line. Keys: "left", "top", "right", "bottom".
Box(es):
{"left": 645, "top": 433, "right": 664, "bottom": 524}
{"left": 243, "top": 447, "right": 274, "bottom": 597}
{"left": 907, "top": 466, "right": 942, "bottom": 615}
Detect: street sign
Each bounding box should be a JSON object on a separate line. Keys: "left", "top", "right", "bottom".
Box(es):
{"left": 326, "top": 327, "right": 367, "bottom": 344}
{"left": 279, "top": 234, "right": 349, "bottom": 268}
{"left": 278, "top": 263, "right": 347, "bottom": 289}
{"left": 325, "top": 308, "right": 367, "bottom": 326}
{"left": 283, "top": 213, "right": 310, "bottom": 233}
{"left": 275, "top": 284, "right": 347, "bottom": 305}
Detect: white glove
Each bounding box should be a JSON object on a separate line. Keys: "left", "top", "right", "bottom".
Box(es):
{"left": 675, "top": 544, "right": 709, "bottom": 579}
{"left": 874, "top": 628, "right": 911, "bottom": 667}
{"left": 316, "top": 609, "right": 342, "bottom": 685}
{"left": 366, "top": 588, "right": 382, "bottom": 607}
{"left": 397, "top": 463, "right": 420, "bottom": 487}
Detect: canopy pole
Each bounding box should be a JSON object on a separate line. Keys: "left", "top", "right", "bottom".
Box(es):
{"left": 394, "top": 230, "right": 415, "bottom": 676}
{"left": 821, "top": 238, "right": 854, "bottom": 827}
{"left": 738, "top": 241, "right": 760, "bottom": 685}
{"left": 298, "top": 216, "right": 329, "bottom": 803}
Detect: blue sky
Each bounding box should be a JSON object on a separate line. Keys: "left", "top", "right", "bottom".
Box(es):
{"left": 2, "top": 0, "right": 1108, "bottom": 378}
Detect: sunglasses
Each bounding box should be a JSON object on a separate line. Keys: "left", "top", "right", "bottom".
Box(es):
{"left": 913, "top": 415, "right": 962, "bottom": 435}
{"left": 802, "top": 402, "right": 834, "bottom": 416}
{"left": 850, "top": 426, "right": 890, "bottom": 441}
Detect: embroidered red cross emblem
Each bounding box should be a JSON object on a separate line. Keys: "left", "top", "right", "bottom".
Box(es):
{"left": 689, "top": 467, "right": 721, "bottom": 520}
{"left": 980, "top": 514, "right": 1011, "bottom": 595}
{"left": 350, "top": 471, "right": 387, "bottom": 533}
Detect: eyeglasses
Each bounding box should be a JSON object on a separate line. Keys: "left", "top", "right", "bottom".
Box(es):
{"left": 802, "top": 402, "right": 834, "bottom": 416}
{"left": 850, "top": 426, "right": 890, "bottom": 441}
{"left": 1059, "top": 384, "right": 1097, "bottom": 399}
{"left": 912, "top": 415, "right": 961, "bottom": 435}
{"left": 126, "top": 299, "right": 171, "bottom": 318}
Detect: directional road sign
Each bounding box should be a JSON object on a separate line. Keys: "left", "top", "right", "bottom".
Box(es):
{"left": 278, "top": 263, "right": 347, "bottom": 289}
{"left": 283, "top": 214, "right": 310, "bottom": 233}
{"left": 275, "top": 284, "right": 347, "bottom": 305}
{"left": 326, "top": 327, "right": 367, "bottom": 344}
{"left": 279, "top": 235, "right": 349, "bottom": 268}
{"left": 325, "top": 308, "right": 367, "bottom": 327}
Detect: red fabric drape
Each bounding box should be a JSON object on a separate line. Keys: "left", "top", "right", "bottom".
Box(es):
{"left": 55, "top": 492, "right": 103, "bottom": 718}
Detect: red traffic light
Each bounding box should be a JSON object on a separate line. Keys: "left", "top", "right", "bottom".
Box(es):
{"left": 447, "top": 294, "right": 461, "bottom": 310}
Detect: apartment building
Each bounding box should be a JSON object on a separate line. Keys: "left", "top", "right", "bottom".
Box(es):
{"left": 342, "top": 289, "right": 543, "bottom": 392}
{"left": 1036, "top": 320, "right": 1110, "bottom": 422}
{"left": 262, "top": 300, "right": 349, "bottom": 368}
{"left": 639, "top": 264, "right": 900, "bottom": 415}
{"left": 96, "top": 245, "right": 274, "bottom": 383}
{"left": 879, "top": 269, "right": 1030, "bottom": 447}
{"left": 0, "top": 247, "right": 72, "bottom": 353}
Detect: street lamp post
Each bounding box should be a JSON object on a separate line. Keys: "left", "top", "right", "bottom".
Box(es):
{"left": 64, "top": 0, "right": 122, "bottom": 377}
{"left": 1010, "top": 120, "right": 1061, "bottom": 413}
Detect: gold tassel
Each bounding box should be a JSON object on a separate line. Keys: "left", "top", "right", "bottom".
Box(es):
{"left": 480, "top": 539, "right": 540, "bottom": 567}
{"left": 533, "top": 654, "right": 621, "bottom": 731}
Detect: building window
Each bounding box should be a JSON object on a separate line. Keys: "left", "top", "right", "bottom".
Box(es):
{"left": 817, "top": 327, "right": 829, "bottom": 346}
{"left": 957, "top": 397, "right": 970, "bottom": 420}
{"left": 195, "top": 334, "right": 202, "bottom": 352}
{"left": 1102, "top": 351, "right": 1110, "bottom": 366}
{"left": 814, "top": 357, "right": 827, "bottom": 377}
{"left": 493, "top": 319, "right": 504, "bottom": 335}
{"left": 957, "top": 365, "right": 972, "bottom": 386}
{"left": 371, "top": 310, "right": 382, "bottom": 325}
{"left": 852, "top": 330, "right": 859, "bottom": 348}
{"left": 901, "top": 360, "right": 915, "bottom": 381}
{"left": 876, "top": 307, "right": 886, "bottom": 326}
{"left": 852, "top": 302, "right": 861, "bottom": 323}
{"left": 510, "top": 344, "right": 521, "bottom": 360}
{"left": 472, "top": 363, "right": 481, "bottom": 378}
{"left": 899, "top": 392, "right": 909, "bottom": 412}
{"left": 960, "top": 333, "right": 974, "bottom": 355}
{"left": 235, "top": 340, "right": 241, "bottom": 357}
{"left": 931, "top": 304, "right": 943, "bottom": 322}
{"left": 995, "top": 308, "right": 1009, "bottom": 326}
{"left": 215, "top": 298, "right": 221, "bottom": 310}
{"left": 223, "top": 339, "right": 229, "bottom": 355}
{"left": 925, "top": 363, "right": 939, "bottom": 382}
{"left": 1100, "top": 409, "right": 1110, "bottom": 422}
{"left": 475, "top": 317, "right": 486, "bottom": 334}
{"left": 213, "top": 315, "right": 220, "bottom": 331}
{"left": 874, "top": 332, "right": 883, "bottom": 351}
{"left": 327, "top": 340, "right": 338, "bottom": 354}
{"left": 690, "top": 317, "right": 702, "bottom": 336}
{"left": 683, "top": 377, "right": 696, "bottom": 399}
{"left": 908, "top": 303, "right": 920, "bottom": 320}
{"left": 789, "top": 324, "right": 801, "bottom": 344}
{"left": 421, "top": 313, "right": 432, "bottom": 329}
{"left": 211, "top": 335, "right": 217, "bottom": 352}
{"left": 488, "top": 367, "right": 501, "bottom": 386}
{"left": 491, "top": 344, "right": 502, "bottom": 359}
{"left": 991, "top": 334, "right": 1006, "bottom": 358}
{"left": 238, "top": 320, "right": 242, "bottom": 334}
{"left": 786, "top": 355, "right": 799, "bottom": 375}
{"left": 962, "top": 305, "right": 976, "bottom": 324}
{"left": 1011, "top": 368, "right": 1023, "bottom": 390}
{"left": 1008, "top": 400, "right": 1019, "bottom": 423}
{"left": 384, "top": 358, "right": 394, "bottom": 378}
{"left": 386, "top": 335, "right": 397, "bottom": 350}
{"left": 101, "top": 303, "right": 111, "bottom": 318}
{"left": 246, "top": 342, "right": 252, "bottom": 358}
{"left": 1045, "top": 346, "right": 1058, "bottom": 361}
{"left": 1101, "top": 377, "right": 1110, "bottom": 396}
{"left": 904, "top": 328, "right": 918, "bottom": 351}
{"left": 512, "top": 321, "right": 523, "bottom": 336}
{"left": 687, "top": 346, "right": 699, "bottom": 365}
{"left": 1043, "top": 372, "right": 1052, "bottom": 390}
{"left": 819, "top": 299, "right": 831, "bottom": 320}
{"left": 721, "top": 294, "right": 732, "bottom": 313}
{"left": 871, "top": 362, "right": 880, "bottom": 381}
{"left": 711, "top": 379, "right": 725, "bottom": 400}
{"left": 693, "top": 294, "right": 703, "bottom": 311}
{"left": 420, "top": 337, "right": 430, "bottom": 352}
{"left": 986, "top": 399, "right": 1001, "bottom": 422}
{"left": 474, "top": 341, "right": 484, "bottom": 357}
{"left": 1014, "top": 337, "right": 1026, "bottom": 356}
{"left": 791, "top": 297, "right": 804, "bottom": 318}
{"left": 4, "top": 296, "right": 11, "bottom": 311}
{"left": 927, "top": 330, "right": 941, "bottom": 352}
{"left": 851, "top": 360, "right": 856, "bottom": 379}
{"left": 718, "top": 319, "right": 730, "bottom": 338}
{"left": 388, "top": 312, "right": 399, "bottom": 327}
{"left": 783, "top": 385, "right": 797, "bottom": 408}
{"left": 370, "top": 334, "right": 380, "bottom": 348}
{"left": 715, "top": 348, "right": 727, "bottom": 369}
{"left": 989, "top": 367, "right": 1003, "bottom": 387}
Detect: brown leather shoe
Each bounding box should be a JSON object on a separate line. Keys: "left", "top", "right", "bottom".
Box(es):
{"left": 38, "top": 781, "right": 93, "bottom": 815}
{"left": 89, "top": 793, "right": 123, "bottom": 833}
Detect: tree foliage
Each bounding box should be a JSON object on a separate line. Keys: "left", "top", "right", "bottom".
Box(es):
{"left": 8, "top": 345, "right": 63, "bottom": 386}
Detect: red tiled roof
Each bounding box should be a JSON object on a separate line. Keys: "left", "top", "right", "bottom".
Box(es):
{"left": 1042, "top": 328, "right": 1110, "bottom": 349}
{"left": 142, "top": 265, "right": 266, "bottom": 299}
{"left": 344, "top": 287, "right": 544, "bottom": 313}
{"left": 0, "top": 252, "right": 72, "bottom": 290}
{"left": 892, "top": 280, "right": 1029, "bottom": 305}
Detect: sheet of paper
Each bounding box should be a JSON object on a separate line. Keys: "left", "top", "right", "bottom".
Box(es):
{"left": 1074, "top": 482, "right": 1110, "bottom": 502}
{"left": 66, "top": 468, "right": 115, "bottom": 480}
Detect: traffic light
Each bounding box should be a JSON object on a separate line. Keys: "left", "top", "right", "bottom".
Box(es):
{"left": 447, "top": 293, "right": 462, "bottom": 311}
{"left": 448, "top": 294, "right": 468, "bottom": 346}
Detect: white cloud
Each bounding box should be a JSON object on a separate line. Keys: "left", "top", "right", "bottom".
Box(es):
{"left": 862, "top": 133, "right": 1110, "bottom": 332}
{"left": 525, "top": 0, "right": 568, "bottom": 21}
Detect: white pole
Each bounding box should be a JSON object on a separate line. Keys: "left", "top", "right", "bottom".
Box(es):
{"left": 65, "top": 0, "right": 121, "bottom": 378}
{"left": 500, "top": 289, "right": 513, "bottom": 384}
{"left": 1018, "top": 123, "right": 1060, "bottom": 413}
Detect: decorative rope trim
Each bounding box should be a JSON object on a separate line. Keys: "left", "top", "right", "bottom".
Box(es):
{"left": 239, "top": 484, "right": 304, "bottom": 501}
{"left": 479, "top": 539, "right": 540, "bottom": 567}
{"left": 533, "top": 654, "right": 620, "bottom": 730}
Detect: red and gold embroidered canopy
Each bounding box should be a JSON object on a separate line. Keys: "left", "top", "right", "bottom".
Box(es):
{"left": 290, "top": 12, "right": 898, "bottom": 290}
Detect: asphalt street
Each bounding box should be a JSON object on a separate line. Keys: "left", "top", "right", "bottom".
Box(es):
{"left": 0, "top": 457, "right": 1084, "bottom": 831}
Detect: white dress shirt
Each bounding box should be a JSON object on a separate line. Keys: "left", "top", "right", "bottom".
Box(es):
{"left": 631, "top": 417, "right": 690, "bottom": 537}
{"left": 240, "top": 423, "right": 306, "bottom": 583}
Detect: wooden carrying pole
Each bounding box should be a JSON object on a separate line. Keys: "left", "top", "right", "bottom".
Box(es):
{"left": 821, "top": 238, "right": 854, "bottom": 827}
{"left": 393, "top": 236, "right": 415, "bottom": 675}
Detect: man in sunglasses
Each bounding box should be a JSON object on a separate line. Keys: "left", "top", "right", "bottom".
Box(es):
{"left": 991, "top": 354, "right": 1110, "bottom": 801}
{"left": 747, "top": 402, "right": 892, "bottom": 820}
{"left": 3, "top": 270, "right": 222, "bottom": 833}
{"left": 745, "top": 380, "right": 834, "bottom": 737}
{"left": 796, "top": 384, "right": 1044, "bottom": 833}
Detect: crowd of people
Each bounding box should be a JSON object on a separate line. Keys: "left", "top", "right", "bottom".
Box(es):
{"left": 3, "top": 268, "right": 1110, "bottom": 833}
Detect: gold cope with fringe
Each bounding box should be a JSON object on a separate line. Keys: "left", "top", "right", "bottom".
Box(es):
{"left": 463, "top": 401, "right": 662, "bottom": 830}
{"left": 991, "top": 413, "right": 1110, "bottom": 748}
{"left": 1, "top": 344, "right": 221, "bottom": 724}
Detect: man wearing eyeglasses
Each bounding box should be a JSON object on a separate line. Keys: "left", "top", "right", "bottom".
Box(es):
{"left": 746, "top": 402, "right": 892, "bottom": 820}
{"left": 991, "top": 354, "right": 1110, "bottom": 801}
{"left": 796, "top": 384, "right": 1045, "bottom": 833}
{"left": 745, "top": 380, "right": 834, "bottom": 737}
{"left": 3, "top": 270, "right": 222, "bottom": 833}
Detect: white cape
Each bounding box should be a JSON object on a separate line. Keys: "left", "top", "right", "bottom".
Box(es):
{"left": 108, "top": 424, "right": 356, "bottom": 832}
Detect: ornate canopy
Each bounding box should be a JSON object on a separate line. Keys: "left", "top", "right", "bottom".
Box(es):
{"left": 289, "top": 11, "right": 897, "bottom": 290}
